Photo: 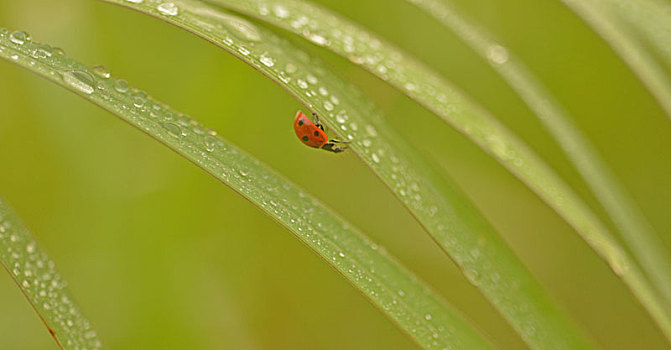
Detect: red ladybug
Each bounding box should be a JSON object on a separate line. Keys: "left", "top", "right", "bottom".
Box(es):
{"left": 294, "top": 111, "right": 349, "bottom": 153}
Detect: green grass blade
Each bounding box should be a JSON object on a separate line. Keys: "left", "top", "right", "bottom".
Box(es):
{"left": 0, "top": 29, "right": 497, "bottom": 350}
{"left": 195, "top": 0, "right": 652, "bottom": 313}
{"left": 192, "top": 0, "right": 671, "bottom": 308}
{"left": 559, "top": 0, "right": 671, "bottom": 118}
{"left": 599, "top": 0, "right": 671, "bottom": 66}
{"left": 402, "top": 0, "right": 671, "bottom": 340}
{"left": 0, "top": 197, "right": 103, "bottom": 349}
{"left": 98, "top": 2, "right": 595, "bottom": 349}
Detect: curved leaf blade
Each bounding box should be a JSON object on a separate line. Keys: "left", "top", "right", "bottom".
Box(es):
{"left": 600, "top": 0, "right": 671, "bottom": 66}
{"left": 0, "top": 197, "right": 103, "bottom": 349}
{"left": 0, "top": 29, "right": 496, "bottom": 350}
{"left": 197, "top": 0, "right": 671, "bottom": 306}
{"left": 559, "top": 0, "right": 671, "bottom": 118}
{"left": 196, "top": 0, "right": 651, "bottom": 317}
{"left": 99, "top": 2, "right": 595, "bottom": 350}
{"left": 402, "top": 0, "right": 671, "bottom": 341}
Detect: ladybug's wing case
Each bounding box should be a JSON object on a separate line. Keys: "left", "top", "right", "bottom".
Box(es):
{"left": 294, "top": 111, "right": 328, "bottom": 148}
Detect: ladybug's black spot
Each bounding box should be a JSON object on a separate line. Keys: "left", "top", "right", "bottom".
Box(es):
{"left": 314, "top": 131, "right": 320, "bottom": 136}
{"left": 298, "top": 120, "right": 304, "bottom": 126}
{"left": 302, "top": 136, "right": 309, "bottom": 141}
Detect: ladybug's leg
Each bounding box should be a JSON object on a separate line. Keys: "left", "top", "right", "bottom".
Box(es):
{"left": 329, "top": 139, "right": 350, "bottom": 144}
{"left": 321, "top": 142, "right": 348, "bottom": 153}
{"left": 312, "top": 113, "right": 325, "bottom": 131}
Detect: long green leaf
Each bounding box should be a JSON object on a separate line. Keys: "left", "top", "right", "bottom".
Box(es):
{"left": 196, "top": 0, "right": 649, "bottom": 316}
{"left": 0, "top": 28, "right": 496, "bottom": 350}
{"left": 599, "top": 0, "right": 671, "bottom": 66}
{"left": 0, "top": 197, "right": 103, "bottom": 349}
{"left": 99, "top": 2, "right": 595, "bottom": 349}
{"left": 402, "top": 0, "right": 671, "bottom": 341}
{"left": 193, "top": 0, "right": 671, "bottom": 312}
{"left": 559, "top": 0, "right": 671, "bottom": 118}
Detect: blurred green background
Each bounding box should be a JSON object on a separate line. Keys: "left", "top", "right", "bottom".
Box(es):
{"left": 0, "top": 0, "right": 669, "bottom": 349}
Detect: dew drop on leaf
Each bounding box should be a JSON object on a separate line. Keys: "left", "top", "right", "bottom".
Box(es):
{"left": 9, "top": 31, "right": 28, "bottom": 45}
{"left": 204, "top": 136, "right": 216, "bottom": 152}
{"left": 273, "top": 5, "right": 289, "bottom": 18}
{"left": 61, "top": 71, "right": 96, "bottom": 95}
{"left": 259, "top": 53, "right": 275, "bottom": 67}
{"left": 157, "top": 2, "right": 179, "bottom": 16}
{"left": 114, "top": 79, "right": 129, "bottom": 93}
{"left": 161, "top": 122, "right": 182, "bottom": 137}
{"left": 487, "top": 44, "right": 509, "bottom": 65}
{"left": 92, "top": 65, "right": 110, "bottom": 79}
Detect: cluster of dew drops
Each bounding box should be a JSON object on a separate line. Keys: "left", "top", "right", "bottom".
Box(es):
{"left": 0, "top": 210, "right": 102, "bottom": 349}
{"left": 3, "top": 19, "right": 437, "bottom": 235}
{"left": 111, "top": 0, "right": 412, "bottom": 176}
{"left": 215, "top": 2, "right": 452, "bottom": 217}
{"left": 104, "top": 5, "right": 450, "bottom": 338}
{"left": 1, "top": 26, "right": 229, "bottom": 157}
{"left": 1, "top": 25, "right": 454, "bottom": 349}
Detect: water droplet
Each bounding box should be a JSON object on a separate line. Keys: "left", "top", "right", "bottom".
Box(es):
{"left": 226, "top": 17, "right": 261, "bottom": 42}
{"left": 204, "top": 136, "right": 216, "bottom": 152}
{"left": 259, "top": 53, "right": 275, "bottom": 67}
{"left": 323, "top": 101, "right": 334, "bottom": 111}
{"left": 161, "top": 122, "right": 182, "bottom": 137}
{"left": 92, "top": 65, "right": 110, "bottom": 79}
{"left": 371, "top": 153, "right": 380, "bottom": 163}
{"left": 259, "top": 5, "right": 269, "bottom": 15}
{"left": 273, "top": 5, "right": 289, "bottom": 18}
{"left": 157, "top": 2, "right": 179, "bottom": 16}
{"left": 285, "top": 63, "right": 297, "bottom": 73}
{"left": 9, "top": 31, "right": 28, "bottom": 45}
{"left": 487, "top": 45, "right": 509, "bottom": 65}
{"left": 10, "top": 54, "right": 19, "bottom": 60}
{"left": 330, "top": 96, "right": 339, "bottom": 105}
{"left": 114, "top": 79, "right": 129, "bottom": 93}
{"left": 191, "top": 124, "right": 205, "bottom": 135}
{"left": 290, "top": 16, "right": 308, "bottom": 29}
{"left": 278, "top": 71, "right": 290, "bottom": 83}
{"left": 126, "top": 0, "right": 142, "bottom": 2}
{"left": 338, "top": 252, "right": 345, "bottom": 258}
{"left": 132, "top": 91, "right": 147, "bottom": 108}
{"left": 32, "top": 45, "right": 52, "bottom": 58}
{"left": 425, "top": 314, "right": 432, "bottom": 320}
{"left": 62, "top": 71, "right": 96, "bottom": 95}
{"left": 308, "top": 33, "right": 329, "bottom": 46}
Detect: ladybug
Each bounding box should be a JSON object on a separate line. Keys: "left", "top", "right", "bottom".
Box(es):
{"left": 294, "top": 111, "right": 349, "bottom": 153}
